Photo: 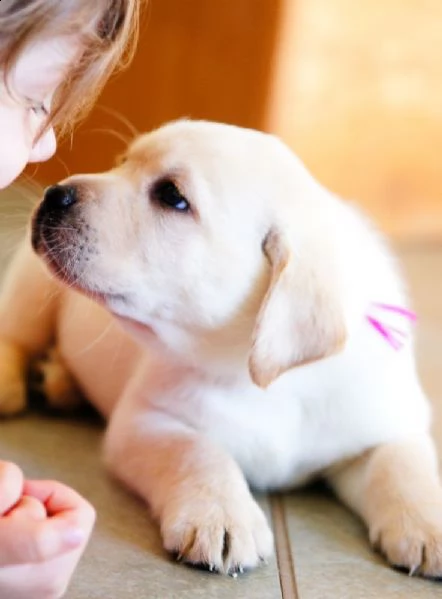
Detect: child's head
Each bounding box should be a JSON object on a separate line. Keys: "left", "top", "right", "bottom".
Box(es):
{"left": 0, "top": 0, "right": 140, "bottom": 188}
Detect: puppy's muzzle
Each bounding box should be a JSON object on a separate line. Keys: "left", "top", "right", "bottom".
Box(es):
{"left": 32, "top": 185, "right": 78, "bottom": 251}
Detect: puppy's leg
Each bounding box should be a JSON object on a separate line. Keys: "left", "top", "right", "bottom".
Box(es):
{"left": 0, "top": 242, "right": 61, "bottom": 415}
{"left": 104, "top": 393, "right": 274, "bottom": 574}
{"left": 327, "top": 434, "right": 442, "bottom": 578}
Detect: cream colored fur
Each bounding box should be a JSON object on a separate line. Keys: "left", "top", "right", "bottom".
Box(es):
{"left": 0, "top": 120, "right": 441, "bottom": 577}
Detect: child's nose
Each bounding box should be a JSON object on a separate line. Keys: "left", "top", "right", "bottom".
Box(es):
{"left": 29, "top": 128, "right": 56, "bottom": 163}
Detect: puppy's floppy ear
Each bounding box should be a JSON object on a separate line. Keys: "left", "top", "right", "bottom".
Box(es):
{"left": 249, "top": 227, "right": 346, "bottom": 388}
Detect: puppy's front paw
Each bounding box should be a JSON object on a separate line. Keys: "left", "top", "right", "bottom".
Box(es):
{"left": 0, "top": 341, "right": 28, "bottom": 416}
{"left": 0, "top": 379, "right": 27, "bottom": 416}
{"left": 370, "top": 495, "right": 442, "bottom": 578}
{"left": 34, "top": 348, "right": 83, "bottom": 411}
{"left": 161, "top": 489, "right": 274, "bottom": 575}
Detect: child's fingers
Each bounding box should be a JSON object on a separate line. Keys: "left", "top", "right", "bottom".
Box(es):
{"left": 23, "top": 479, "right": 96, "bottom": 552}
{"left": 0, "top": 461, "right": 24, "bottom": 515}
{"left": 23, "top": 480, "right": 95, "bottom": 527}
{"left": 6, "top": 496, "right": 46, "bottom": 521}
{"left": 0, "top": 513, "right": 88, "bottom": 566}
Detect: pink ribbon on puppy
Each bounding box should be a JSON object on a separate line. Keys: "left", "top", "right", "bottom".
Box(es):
{"left": 366, "top": 302, "right": 417, "bottom": 350}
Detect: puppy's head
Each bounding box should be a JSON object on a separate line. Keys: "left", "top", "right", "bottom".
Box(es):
{"left": 32, "top": 119, "right": 346, "bottom": 386}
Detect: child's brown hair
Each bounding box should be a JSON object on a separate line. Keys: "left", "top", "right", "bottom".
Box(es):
{"left": 0, "top": 0, "right": 142, "bottom": 135}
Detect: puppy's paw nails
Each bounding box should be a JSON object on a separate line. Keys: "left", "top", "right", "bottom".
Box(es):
{"left": 162, "top": 494, "right": 274, "bottom": 575}
{"left": 0, "top": 380, "right": 27, "bottom": 416}
{"left": 370, "top": 501, "right": 442, "bottom": 579}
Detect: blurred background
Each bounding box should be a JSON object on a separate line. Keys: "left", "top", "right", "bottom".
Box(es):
{"left": 29, "top": 0, "right": 442, "bottom": 242}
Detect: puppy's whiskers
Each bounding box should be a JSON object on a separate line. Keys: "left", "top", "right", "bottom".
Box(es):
{"left": 87, "top": 127, "right": 134, "bottom": 148}
{"left": 74, "top": 320, "right": 114, "bottom": 357}
{"left": 95, "top": 105, "right": 139, "bottom": 139}
{"left": 41, "top": 224, "right": 79, "bottom": 234}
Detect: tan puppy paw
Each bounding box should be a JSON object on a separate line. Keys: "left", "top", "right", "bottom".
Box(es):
{"left": 0, "top": 341, "right": 28, "bottom": 416}
{"left": 34, "top": 347, "right": 82, "bottom": 411}
{"left": 161, "top": 491, "right": 274, "bottom": 575}
{"left": 370, "top": 495, "right": 442, "bottom": 578}
{"left": 0, "top": 380, "right": 27, "bottom": 416}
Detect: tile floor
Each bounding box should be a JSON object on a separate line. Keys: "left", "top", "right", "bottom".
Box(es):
{"left": 0, "top": 186, "right": 441, "bottom": 598}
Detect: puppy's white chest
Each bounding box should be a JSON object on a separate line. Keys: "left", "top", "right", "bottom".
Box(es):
{"left": 165, "top": 347, "right": 429, "bottom": 491}
{"left": 167, "top": 374, "right": 340, "bottom": 490}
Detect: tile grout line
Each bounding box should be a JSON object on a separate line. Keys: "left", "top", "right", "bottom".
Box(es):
{"left": 270, "top": 494, "right": 300, "bottom": 599}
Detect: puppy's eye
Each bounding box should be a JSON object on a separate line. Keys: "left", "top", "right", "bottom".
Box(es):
{"left": 151, "top": 179, "right": 190, "bottom": 212}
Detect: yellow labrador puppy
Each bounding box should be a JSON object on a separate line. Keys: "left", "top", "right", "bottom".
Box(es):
{"left": 0, "top": 120, "right": 441, "bottom": 577}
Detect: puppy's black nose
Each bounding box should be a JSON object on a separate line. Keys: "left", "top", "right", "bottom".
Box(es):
{"left": 43, "top": 185, "right": 77, "bottom": 211}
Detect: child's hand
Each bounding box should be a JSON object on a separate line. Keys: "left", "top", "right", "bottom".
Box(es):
{"left": 0, "top": 464, "right": 96, "bottom": 599}
{"left": 0, "top": 461, "right": 25, "bottom": 516}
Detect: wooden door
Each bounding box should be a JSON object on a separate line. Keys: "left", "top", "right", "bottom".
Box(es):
{"left": 31, "top": 0, "right": 442, "bottom": 241}
{"left": 32, "top": 0, "right": 283, "bottom": 180}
